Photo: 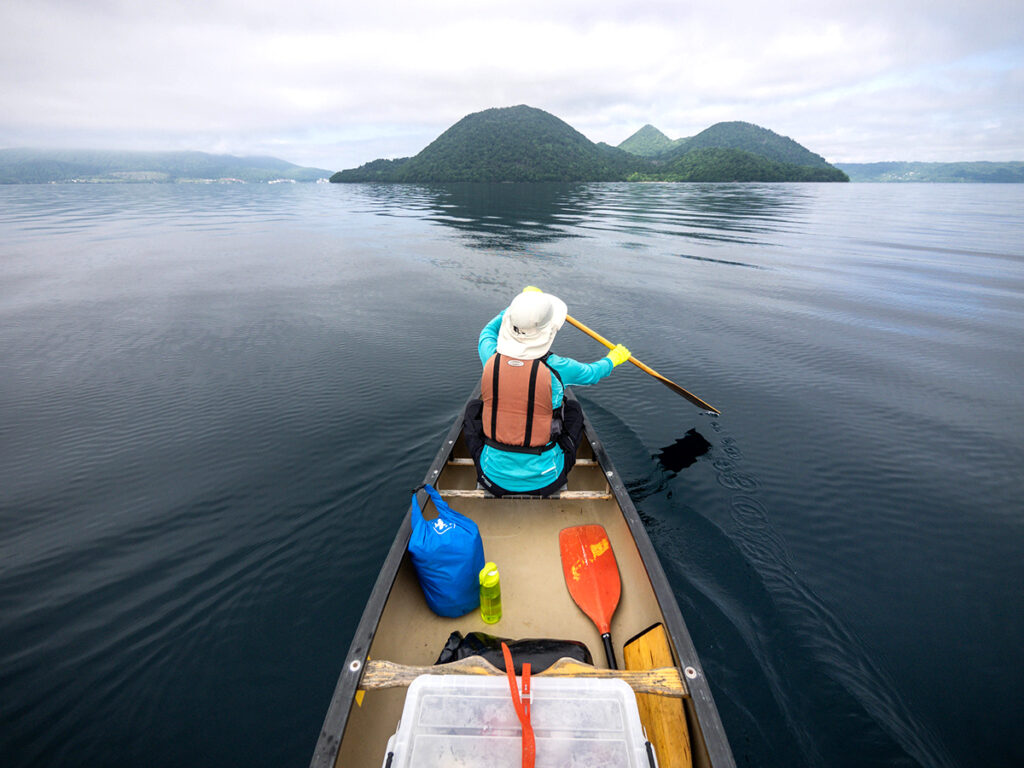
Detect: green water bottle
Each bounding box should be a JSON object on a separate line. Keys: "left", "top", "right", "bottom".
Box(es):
{"left": 479, "top": 562, "right": 502, "bottom": 624}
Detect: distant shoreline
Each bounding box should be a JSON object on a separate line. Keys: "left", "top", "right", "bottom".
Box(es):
{"left": 0, "top": 149, "right": 331, "bottom": 185}
{"left": 836, "top": 161, "right": 1024, "bottom": 183}
{"left": 3, "top": 148, "right": 1022, "bottom": 184}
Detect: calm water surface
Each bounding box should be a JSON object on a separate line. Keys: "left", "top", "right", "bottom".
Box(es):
{"left": 1, "top": 182, "right": 1022, "bottom": 767}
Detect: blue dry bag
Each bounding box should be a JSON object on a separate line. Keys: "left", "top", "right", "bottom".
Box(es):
{"left": 408, "top": 484, "right": 485, "bottom": 617}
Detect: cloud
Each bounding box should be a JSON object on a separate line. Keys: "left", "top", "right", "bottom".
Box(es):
{"left": 1, "top": 0, "right": 1021, "bottom": 168}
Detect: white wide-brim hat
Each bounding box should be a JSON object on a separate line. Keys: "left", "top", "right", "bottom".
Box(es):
{"left": 496, "top": 291, "right": 568, "bottom": 360}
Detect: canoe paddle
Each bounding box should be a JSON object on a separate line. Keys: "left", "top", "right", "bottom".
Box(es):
{"left": 624, "top": 624, "right": 693, "bottom": 768}
{"left": 559, "top": 524, "right": 621, "bottom": 669}
{"left": 564, "top": 314, "right": 720, "bottom": 415}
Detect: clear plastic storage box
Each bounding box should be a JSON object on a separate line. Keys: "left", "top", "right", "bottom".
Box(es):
{"left": 382, "top": 674, "right": 654, "bottom": 768}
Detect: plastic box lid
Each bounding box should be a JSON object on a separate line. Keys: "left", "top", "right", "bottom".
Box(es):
{"left": 382, "top": 674, "right": 654, "bottom": 768}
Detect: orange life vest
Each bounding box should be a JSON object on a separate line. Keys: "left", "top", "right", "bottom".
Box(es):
{"left": 481, "top": 353, "right": 563, "bottom": 454}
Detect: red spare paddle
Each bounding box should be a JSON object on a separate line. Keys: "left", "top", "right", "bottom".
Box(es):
{"left": 559, "top": 524, "right": 622, "bottom": 669}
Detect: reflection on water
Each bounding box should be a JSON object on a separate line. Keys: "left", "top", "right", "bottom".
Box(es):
{"left": 345, "top": 182, "right": 590, "bottom": 249}
{"left": 343, "top": 181, "right": 813, "bottom": 250}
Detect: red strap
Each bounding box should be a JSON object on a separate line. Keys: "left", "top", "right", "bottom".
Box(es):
{"left": 501, "top": 642, "right": 536, "bottom": 768}
{"left": 522, "top": 662, "right": 531, "bottom": 721}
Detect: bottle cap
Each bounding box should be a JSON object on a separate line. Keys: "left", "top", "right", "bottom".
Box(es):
{"left": 479, "top": 562, "right": 499, "bottom": 588}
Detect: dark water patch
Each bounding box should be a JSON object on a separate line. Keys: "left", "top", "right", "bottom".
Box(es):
{"left": 677, "top": 253, "right": 768, "bottom": 268}
{"left": 656, "top": 429, "right": 713, "bottom": 473}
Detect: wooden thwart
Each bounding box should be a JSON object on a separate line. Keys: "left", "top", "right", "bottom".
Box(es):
{"left": 446, "top": 457, "right": 599, "bottom": 468}
{"left": 359, "top": 656, "right": 689, "bottom": 698}
{"left": 440, "top": 489, "right": 612, "bottom": 500}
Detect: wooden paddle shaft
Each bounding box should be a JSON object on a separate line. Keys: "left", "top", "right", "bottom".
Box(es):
{"left": 563, "top": 314, "right": 720, "bottom": 414}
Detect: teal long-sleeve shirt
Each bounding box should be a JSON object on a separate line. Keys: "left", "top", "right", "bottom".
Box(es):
{"left": 477, "top": 312, "right": 615, "bottom": 492}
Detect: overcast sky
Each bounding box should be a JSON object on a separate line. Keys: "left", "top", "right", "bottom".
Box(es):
{"left": 2, "top": 0, "right": 1021, "bottom": 170}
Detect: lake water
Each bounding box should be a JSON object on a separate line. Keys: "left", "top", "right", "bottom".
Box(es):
{"left": 1, "top": 181, "right": 1022, "bottom": 768}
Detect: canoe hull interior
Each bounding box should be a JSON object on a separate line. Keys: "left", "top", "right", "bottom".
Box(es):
{"left": 312, "top": 397, "right": 734, "bottom": 768}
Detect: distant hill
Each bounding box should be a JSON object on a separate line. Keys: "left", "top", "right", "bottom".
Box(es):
{"left": 617, "top": 125, "right": 688, "bottom": 158}
{"left": 619, "top": 121, "right": 847, "bottom": 181}
{"left": 0, "top": 149, "right": 332, "bottom": 183}
{"left": 332, "top": 106, "right": 848, "bottom": 184}
{"left": 333, "top": 105, "right": 643, "bottom": 182}
{"left": 660, "top": 121, "right": 834, "bottom": 168}
{"left": 618, "top": 121, "right": 833, "bottom": 169}
{"left": 836, "top": 161, "right": 1024, "bottom": 182}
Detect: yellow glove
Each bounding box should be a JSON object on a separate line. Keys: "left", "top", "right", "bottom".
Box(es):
{"left": 522, "top": 285, "right": 543, "bottom": 293}
{"left": 607, "top": 344, "right": 631, "bottom": 367}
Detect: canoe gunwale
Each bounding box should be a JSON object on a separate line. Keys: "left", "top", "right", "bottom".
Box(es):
{"left": 308, "top": 409, "right": 464, "bottom": 768}
{"left": 579, "top": 405, "right": 736, "bottom": 768}
{"left": 309, "top": 392, "right": 736, "bottom": 768}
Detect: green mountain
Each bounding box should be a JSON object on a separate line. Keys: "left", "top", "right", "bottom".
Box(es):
{"left": 662, "top": 121, "right": 834, "bottom": 168}
{"left": 0, "top": 149, "right": 332, "bottom": 183}
{"left": 333, "top": 105, "right": 643, "bottom": 182}
{"left": 836, "top": 161, "right": 1024, "bottom": 182}
{"left": 331, "top": 106, "right": 848, "bottom": 183}
{"left": 617, "top": 125, "right": 688, "bottom": 158}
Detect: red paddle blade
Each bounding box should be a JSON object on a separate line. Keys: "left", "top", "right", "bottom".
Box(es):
{"left": 559, "top": 524, "right": 621, "bottom": 634}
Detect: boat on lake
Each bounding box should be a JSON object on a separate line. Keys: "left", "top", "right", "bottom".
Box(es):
{"left": 310, "top": 393, "right": 736, "bottom": 768}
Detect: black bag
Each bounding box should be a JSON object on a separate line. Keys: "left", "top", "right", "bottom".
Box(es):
{"left": 434, "top": 631, "right": 593, "bottom": 674}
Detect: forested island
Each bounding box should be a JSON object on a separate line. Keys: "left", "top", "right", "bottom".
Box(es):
{"left": 330, "top": 106, "right": 849, "bottom": 183}
{"left": 0, "top": 149, "right": 331, "bottom": 184}
{"left": 7, "top": 114, "right": 1017, "bottom": 185}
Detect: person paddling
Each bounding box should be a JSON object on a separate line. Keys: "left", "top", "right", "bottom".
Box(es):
{"left": 463, "top": 286, "right": 631, "bottom": 497}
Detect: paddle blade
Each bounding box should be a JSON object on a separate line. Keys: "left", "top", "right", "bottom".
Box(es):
{"left": 559, "top": 525, "right": 621, "bottom": 635}
{"left": 624, "top": 624, "right": 693, "bottom": 768}
{"left": 654, "top": 374, "right": 720, "bottom": 414}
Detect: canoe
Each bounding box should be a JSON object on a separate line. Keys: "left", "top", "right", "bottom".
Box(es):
{"left": 310, "top": 393, "right": 736, "bottom": 768}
